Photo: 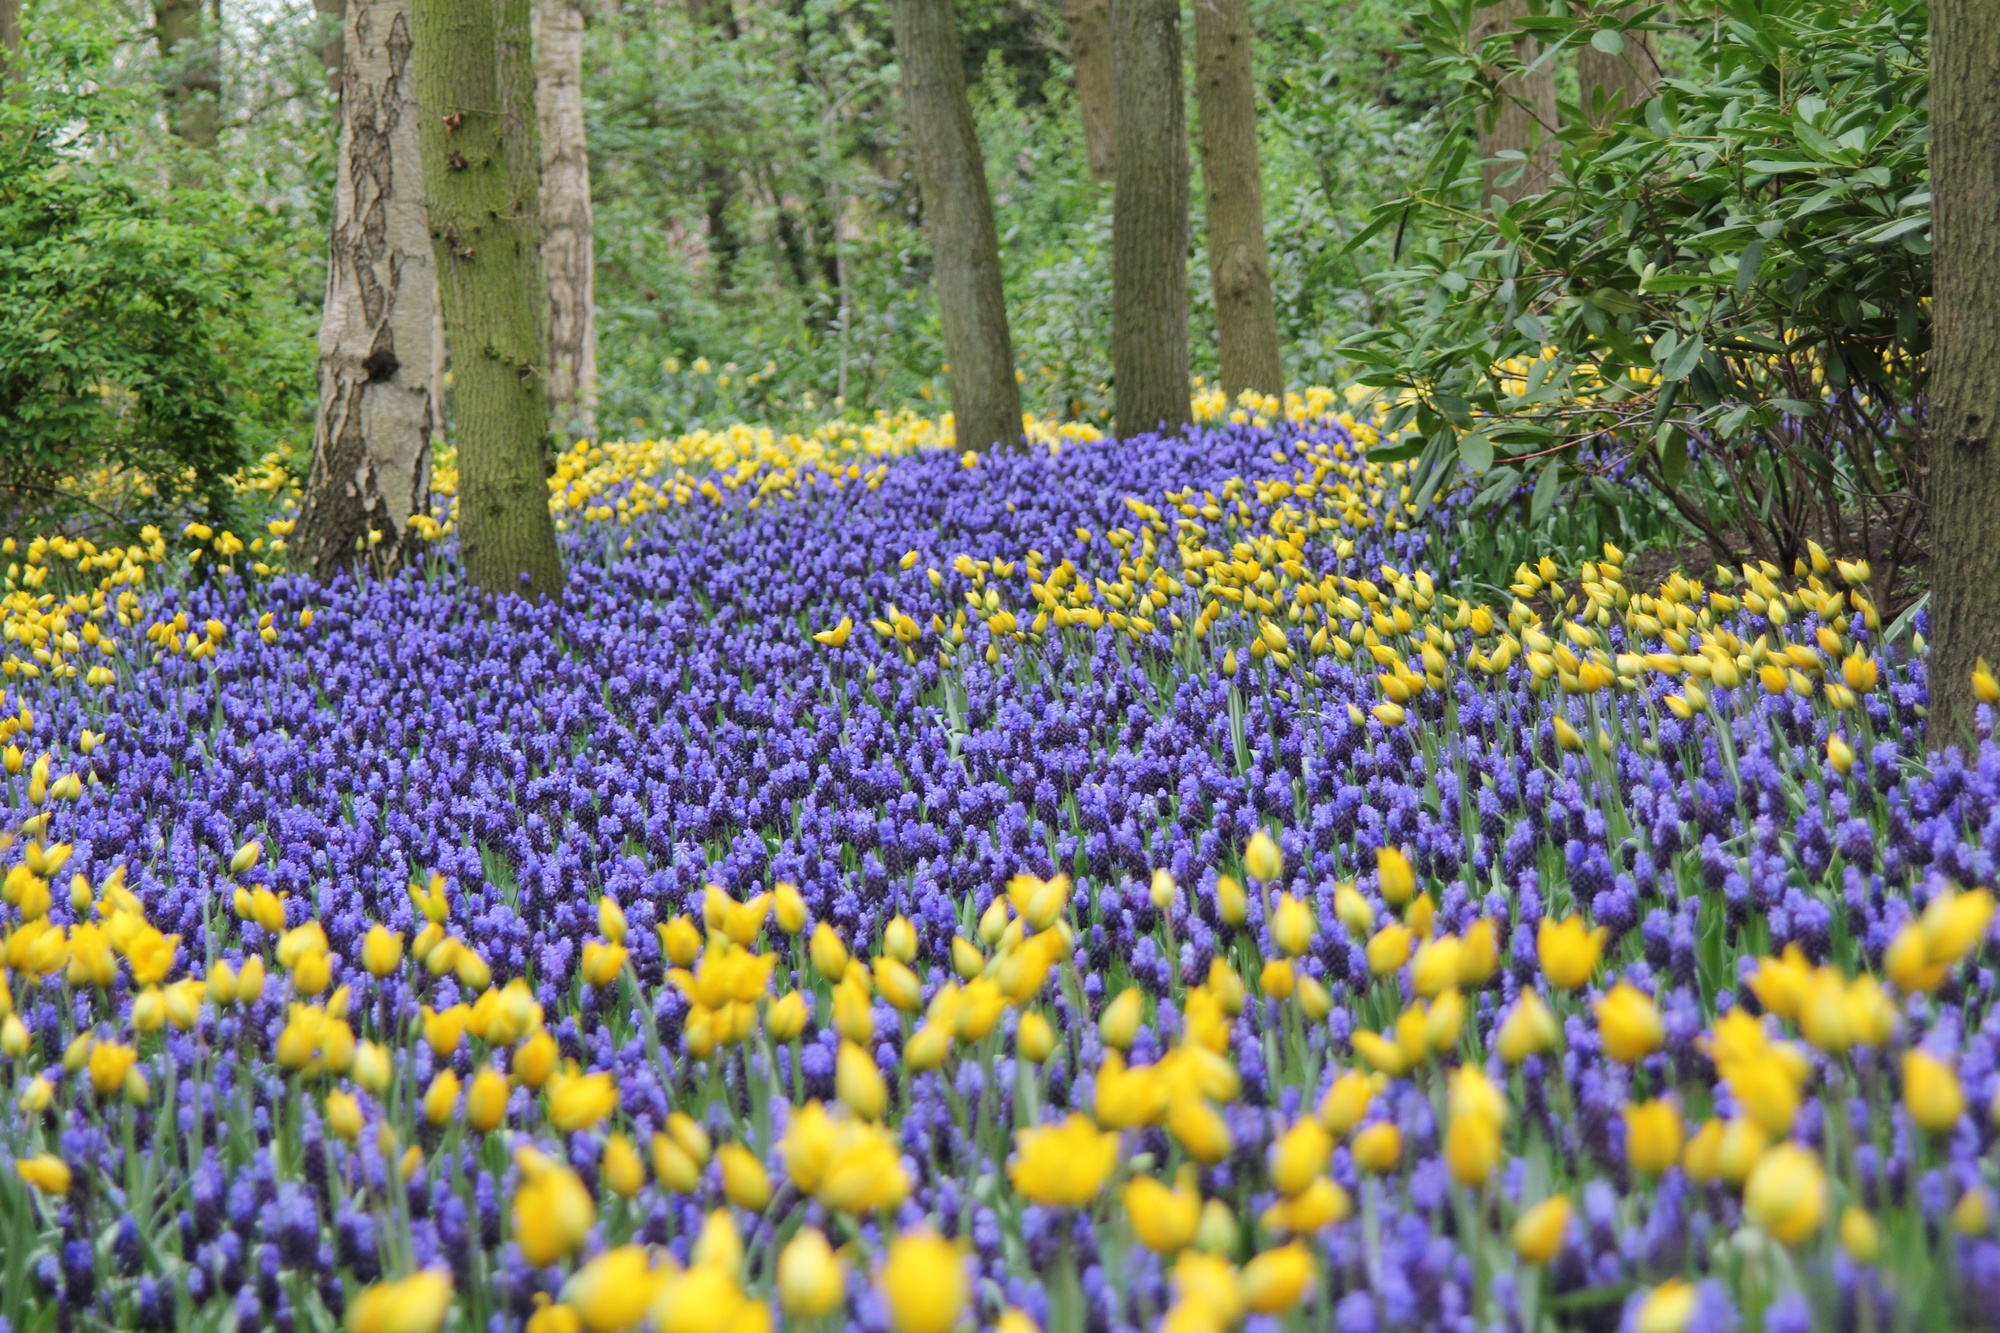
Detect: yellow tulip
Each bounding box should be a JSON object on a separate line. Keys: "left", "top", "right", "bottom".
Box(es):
{"left": 1099, "top": 988, "right": 1143, "bottom": 1050}
{"left": 836, "top": 1041, "right": 888, "bottom": 1120}
{"left": 1376, "top": 846, "right": 1415, "bottom": 905}
{"left": 809, "top": 923, "right": 850, "bottom": 982}
{"left": 774, "top": 882, "right": 807, "bottom": 935}
{"left": 1537, "top": 916, "right": 1606, "bottom": 989}
{"left": 1595, "top": 983, "right": 1664, "bottom": 1063}
{"left": 1444, "top": 1113, "right": 1500, "bottom": 1186}
{"left": 422, "top": 1070, "right": 460, "bottom": 1126}
{"left": 1240, "top": 1244, "right": 1312, "bottom": 1314}
{"left": 777, "top": 1228, "right": 846, "bottom": 1317}
{"left": 1840, "top": 1205, "right": 1881, "bottom": 1263}
{"left": 1903, "top": 1050, "right": 1966, "bottom": 1133}
{"left": 718, "top": 1143, "right": 771, "bottom": 1211}
{"left": 1365, "top": 923, "right": 1411, "bottom": 976}
{"left": 1017, "top": 1010, "right": 1056, "bottom": 1063}
{"left": 344, "top": 1270, "right": 454, "bottom": 1333}
{"left": 562, "top": 1246, "right": 659, "bottom": 1333}
{"left": 1125, "top": 1170, "right": 1202, "bottom": 1254}
{"left": 602, "top": 1133, "right": 647, "bottom": 1198}
{"left": 1634, "top": 1280, "right": 1696, "bottom": 1333}
{"left": 1216, "top": 874, "right": 1248, "bottom": 927}
{"left": 548, "top": 1071, "right": 618, "bottom": 1133}
{"left": 1268, "top": 1119, "right": 1332, "bottom": 1197}
{"left": 513, "top": 1148, "right": 596, "bottom": 1266}
{"left": 1623, "top": 1099, "right": 1683, "bottom": 1175}
{"left": 362, "top": 925, "right": 404, "bottom": 977}
{"left": 1351, "top": 1121, "right": 1401, "bottom": 1174}
{"left": 880, "top": 1231, "right": 965, "bottom": 1333}
{"left": 1009, "top": 1114, "right": 1118, "bottom": 1207}
{"left": 1512, "top": 1195, "right": 1572, "bottom": 1264}
{"left": 1496, "top": 991, "right": 1560, "bottom": 1064}
{"left": 1743, "top": 1144, "right": 1827, "bottom": 1244}
{"left": 14, "top": 1153, "right": 71, "bottom": 1194}
{"left": 1318, "top": 1071, "right": 1381, "bottom": 1136}
{"left": 1244, "top": 829, "right": 1283, "bottom": 883}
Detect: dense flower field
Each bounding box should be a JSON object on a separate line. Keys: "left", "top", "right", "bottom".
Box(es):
{"left": 0, "top": 395, "right": 1994, "bottom": 1333}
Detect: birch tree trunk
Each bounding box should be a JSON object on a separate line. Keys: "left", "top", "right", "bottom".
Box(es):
{"left": 414, "top": 0, "right": 566, "bottom": 599}
{"left": 1059, "top": 0, "right": 1115, "bottom": 182}
{"left": 155, "top": 0, "right": 222, "bottom": 148}
{"left": 298, "top": 0, "right": 439, "bottom": 583}
{"left": 1194, "top": 0, "right": 1281, "bottom": 404}
{"left": 1928, "top": 0, "right": 2000, "bottom": 744}
{"left": 890, "top": 0, "right": 1023, "bottom": 450}
{"left": 1474, "top": 0, "right": 1555, "bottom": 203}
{"left": 535, "top": 0, "right": 597, "bottom": 439}
{"left": 1111, "top": 0, "right": 1191, "bottom": 437}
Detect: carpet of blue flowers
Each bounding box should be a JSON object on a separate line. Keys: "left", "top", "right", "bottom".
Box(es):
{"left": 0, "top": 399, "right": 1993, "bottom": 1333}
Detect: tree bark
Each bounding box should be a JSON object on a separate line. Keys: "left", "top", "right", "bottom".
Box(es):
{"left": 1473, "top": 0, "right": 1555, "bottom": 203}
{"left": 1194, "top": 0, "right": 1281, "bottom": 404}
{"left": 155, "top": 0, "right": 222, "bottom": 148}
{"left": 890, "top": 0, "right": 1023, "bottom": 450}
{"left": 1111, "top": 0, "right": 1191, "bottom": 437}
{"left": 0, "top": 0, "right": 23, "bottom": 89}
{"left": 688, "top": 0, "right": 743, "bottom": 288}
{"left": 1059, "top": 0, "right": 1115, "bottom": 182}
{"left": 298, "top": 0, "right": 439, "bottom": 584}
{"left": 1575, "top": 8, "right": 1657, "bottom": 127}
{"left": 535, "top": 0, "right": 597, "bottom": 439}
{"left": 1928, "top": 0, "right": 2000, "bottom": 745}
{"left": 314, "top": 0, "right": 346, "bottom": 96}
{"left": 413, "top": 0, "right": 566, "bottom": 599}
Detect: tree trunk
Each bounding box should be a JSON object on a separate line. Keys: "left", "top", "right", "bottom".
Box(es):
{"left": 314, "top": 0, "right": 346, "bottom": 96}
{"left": 1575, "top": 8, "right": 1657, "bottom": 127}
{"left": 535, "top": 0, "right": 597, "bottom": 439}
{"left": 1193, "top": 0, "right": 1281, "bottom": 404}
{"left": 155, "top": 0, "right": 222, "bottom": 148}
{"left": 688, "top": 0, "right": 743, "bottom": 288}
{"left": 1111, "top": 0, "right": 1191, "bottom": 438}
{"left": 413, "top": 0, "right": 566, "bottom": 599}
{"left": 298, "top": 0, "right": 439, "bottom": 584}
{"left": 1928, "top": 0, "right": 2000, "bottom": 745}
{"left": 1473, "top": 0, "right": 1555, "bottom": 203}
{"left": 0, "top": 0, "right": 23, "bottom": 88}
{"left": 1059, "top": 0, "right": 1115, "bottom": 182}
{"left": 890, "top": 0, "right": 1023, "bottom": 450}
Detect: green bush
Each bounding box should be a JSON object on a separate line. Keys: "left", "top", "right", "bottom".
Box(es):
{"left": 1348, "top": 0, "right": 1930, "bottom": 601}
{"left": 0, "top": 33, "right": 309, "bottom": 534}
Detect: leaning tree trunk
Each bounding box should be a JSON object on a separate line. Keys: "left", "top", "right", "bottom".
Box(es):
{"left": 413, "top": 0, "right": 566, "bottom": 599}
{"left": 1575, "top": 6, "right": 1657, "bottom": 127}
{"left": 890, "top": 0, "right": 1023, "bottom": 450}
{"left": 1194, "top": 0, "right": 1281, "bottom": 404}
{"left": 1111, "top": 0, "right": 1191, "bottom": 438}
{"left": 1928, "top": 0, "right": 2000, "bottom": 745}
{"left": 534, "top": 0, "right": 597, "bottom": 439}
{"left": 1473, "top": 0, "right": 1555, "bottom": 203}
{"left": 1059, "top": 0, "right": 1115, "bottom": 182}
{"left": 297, "top": 0, "right": 439, "bottom": 584}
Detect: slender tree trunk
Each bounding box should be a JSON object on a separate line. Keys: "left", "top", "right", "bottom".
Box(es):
{"left": 314, "top": 0, "right": 346, "bottom": 95}
{"left": 298, "top": 0, "right": 439, "bottom": 584}
{"left": 1194, "top": 0, "right": 1281, "bottom": 404}
{"left": 1111, "top": 0, "right": 1191, "bottom": 437}
{"left": 1928, "top": 0, "right": 2000, "bottom": 745}
{"left": 1059, "top": 0, "right": 1115, "bottom": 182}
{"left": 0, "top": 0, "right": 23, "bottom": 88}
{"left": 1575, "top": 7, "right": 1657, "bottom": 127}
{"left": 155, "top": 0, "right": 222, "bottom": 148}
{"left": 413, "top": 0, "right": 566, "bottom": 599}
{"left": 1473, "top": 0, "right": 1555, "bottom": 203}
{"left": 890, "top": 0, "right": 1023, "bottom": 450}
{"left": 535, "top": 0, "right": 597, "bottom": 438}
{"left": 688, "top": 0, "right": 743, "bottom": 288}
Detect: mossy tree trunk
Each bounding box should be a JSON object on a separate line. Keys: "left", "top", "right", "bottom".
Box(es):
{"left": 1474, "top": 0, "right": 1555, "bottom": 203}
{"left": 1059, "top": 0, "right": 1115, "bottom": 182}
{"left": 1, "top": 0, "right": 23, "bottom": 88}
{"left": 1575, "top": 7, "right": 1657, "bottom": 127}
{"left": 1194, "top": 0, "right": 1281, "bottom": 404}
{"left": 299, "top": 0, "right": 439, "bottom": 583}
{"left": 1111, "top": 0, "right": 1191, "bottom": 437}
{"left": 890, "top": 0, "right": 1023, "bottom": 450}
{"left": 1928, "top": 0, "right": 2000, "bottom": 744}
{"left": 535, "top": 0, "right": 597, "bottom": 439}
{"left": 413, "top": 0, "right": 566, "bottom": 599}
{"left": 155, "top": 0, "right": 222, "bottom": 148}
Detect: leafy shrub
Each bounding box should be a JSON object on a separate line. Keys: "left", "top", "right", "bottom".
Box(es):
{"left": 1348, "top": 0, "right": 1930, "bottom": 603}
{"left": 0, "top": 33, "right": 313, "bottom": 534}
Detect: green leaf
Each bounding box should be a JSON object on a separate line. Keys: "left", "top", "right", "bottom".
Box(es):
{"left": 1589, "top": 287, "right": 1641, "bottom": 315}
{"left": 1659, "top": 430, "right": 1688, "bottom": 487}
{"left": 1458, "top": 432, "right": 1494, "bottom": 473}
{"left": 1530, "top": 458, "right": 1562, "bottom": 525}
{"left": 1590, "top": 28, "right": 1625, "bottom": 55}
{"left": 1660, "top": 332, "right": 1704, "bottom": 382}
{"left": 1859, "top": 215, "right": 1930, "bottom": 245}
